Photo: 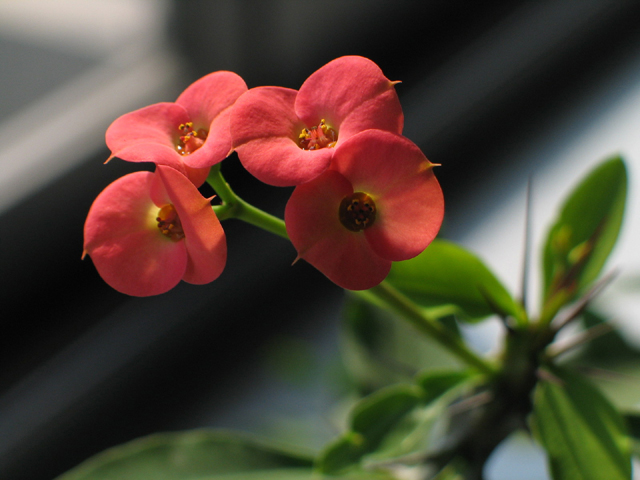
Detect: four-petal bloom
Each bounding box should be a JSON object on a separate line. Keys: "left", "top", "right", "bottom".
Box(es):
{"left": 230, "top": 56, "right": 404, "bottom": 186}
{"left": 106, "top": 71, "right": 247, "bottom": 186}
{"left": 83, "top": 165, "right": 227, "bottom": 296}
{"left": 285, "top": 130, "right": 444, "bottom": 290}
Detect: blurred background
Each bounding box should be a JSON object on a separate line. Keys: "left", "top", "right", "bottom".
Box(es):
{"left": 2, "top": 1, "right": 640, "bottom": 479}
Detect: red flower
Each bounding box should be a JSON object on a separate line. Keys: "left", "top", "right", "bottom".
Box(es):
{"left": 83, "top": 165, "right": 227, "bottom": 296}
{"left": 230, "top": 56, "right": 404, "bottom": 186}
{"left": 285, "top": 130, "right": 443, "bottom": 290}
{"left": 106, "top": 71, "right": 247, "bottom": 186}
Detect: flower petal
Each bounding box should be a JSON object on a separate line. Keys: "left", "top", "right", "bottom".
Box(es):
{"left": 332, "top": 130, "right": 444, "bottom": 261}
{"left": 177, "top": 71, "right": 248, "bottom": 169}
{"left": 231, "top": 86, "right": 332, "bottom": 186}
{"left": 176, "top": 71, "right": 248, "bottom": 130}
{"left": 106, "top": 102, "right": 190, "bottom": 158}
{"left": 180, "top": 105, "right": 234, "bottom": 169}
{"left": 295, "top": 56, "right": 403, "bottom": 142}
{"left": 285, "top": 169, "right": 391, "bottom": 290}
{"left": 156, "top": 165, "right": 227, "bottom": 285}
{"left": 111, "top": 142, "right": 209, "bottom": 187}
{"left": 337, "top": 87, "right": 404, "bottom": 141}
{"left": 236, "top": 136, "right": 332, "bottom": 187}
{"left": 83, "top": 171, "right": 187, "bottom": 296}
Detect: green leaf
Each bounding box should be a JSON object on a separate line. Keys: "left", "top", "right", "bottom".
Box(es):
{"left": 316, "top": 384, "right": 424, "bottom": 474}
{"left": 542, "top": 156, "right": 627, "bottom": 315}
{"left": 431, "top": 465, "right": 465, "bottom": 480}
{"left": 386, "top": 239, "right": 522, "bottom": 323}
{"left": 531, "top": 366, "right": 631, "bottom": 480}
{"left": 416, "top": 369, "right": 477, "bottom": 404}
{"left": 624, "top": 412, "right": 640, "bottom": 442}
{"left": 55, "top": 429, "right": 314, "bottom": 480}
{"left": 317, "top": 373, "right": 477, "bottom": 474}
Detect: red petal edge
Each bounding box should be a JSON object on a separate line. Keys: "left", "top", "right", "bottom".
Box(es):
{"left": 295, "top": 56, "right": 403, "bottom": 143}
{"left": 156, "top": 166, "right": 227, "bottom": 285}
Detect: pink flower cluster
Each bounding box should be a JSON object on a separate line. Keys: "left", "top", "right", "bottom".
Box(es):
{"left": 83, "top": 56, "right": 444, "bottom": 295}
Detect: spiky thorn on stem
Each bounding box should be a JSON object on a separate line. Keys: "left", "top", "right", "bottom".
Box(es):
{"left": 551, "top": 269, "right": 618, "bottom": 332}
{"left": 520, "top": 175, "right": 533, "bottom": 314}
{"left": 545, "top": 321, "right": 614, "bottom": 359}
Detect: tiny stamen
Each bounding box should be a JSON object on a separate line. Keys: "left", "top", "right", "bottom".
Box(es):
{"left": 339, "top": 192, "right": 376, "bottom": 232}
{"left": 156, "top": 204, "right": 185, "bottom": 241}
{"left": 175, "top": 122, "right": 207, "bottom": 155}
{"left": 298, "top": 119, "right": 338, "bottom": 150}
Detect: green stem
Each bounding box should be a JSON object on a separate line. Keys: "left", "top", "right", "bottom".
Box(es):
{"left": 362, "top": 281, "right": 497, "bottom": 375}
{"left": 206, "top": 165, "right": 494, "bottom": 374}
{"left": 207, "top": 165, "right": 288, "bottom": 239}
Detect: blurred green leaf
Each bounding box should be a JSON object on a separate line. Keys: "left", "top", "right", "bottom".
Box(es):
{"left": 542, "top": 156, "right": 627, "bottom": 315}
{"left": 416, "top": 369, "right": 477, "bottom": 404}
{"left": 532, "top": 366, "right": 631, "bottom": 480}
{"left": 386, "top": 239, "right": 522, "bottom": 323}
{"left": 350, "top": 384, "right": 425, "bottom": 437}
{"left": 363, "top": 371, "right": 478, "bottom": 465}
{"left": 431, "top": 465, "right": 465, "bottom": 480}
{"left": 341, "top": 295, "right": 461, "bottom": 392}
{"left": 624, "top": 412, "right": 640, "bottom": 441}
{"left": 316, "top": 384, "right": 423, "bottom": 474}
{"left": 55, "top": 429, "right": 314, "bottom": 480}
{"left": 317, "top": 373, "right": 477, "bottom": 474}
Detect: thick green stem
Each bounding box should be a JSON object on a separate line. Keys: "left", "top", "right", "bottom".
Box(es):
{"left": 207, "top": 165, "right": 288, "bottom": 239}
{"left": 229, "top": 198, "right": 289, "bottom": 239}
{"left": 206, "top": 165, "right": 494, "bottom": 374}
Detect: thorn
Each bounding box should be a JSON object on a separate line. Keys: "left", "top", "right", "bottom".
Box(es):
{"left": 552, "top": 269, "right": 619, "bottom": 331}
{"left": 546, "top": 321, "right": 614, "bottom": 359}
{"left": 447, "top": 390, "right": 493, "bottom": 417}
{"left": 291, "top": 255, "right": 301, "bottom": 266}
{"left": 520, "top": 175, "right": 533, "bottom": 311}
{"left": 536, "top": 368, "right": 564, "bottom": 386}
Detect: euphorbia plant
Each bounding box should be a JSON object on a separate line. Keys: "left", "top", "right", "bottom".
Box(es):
{"left": 73, "top": 56, "right": 637, "bottom": 480}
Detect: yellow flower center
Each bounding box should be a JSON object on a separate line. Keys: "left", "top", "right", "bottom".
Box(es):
{"left": 175, "top": 122, "right": 208, "bottom": 155}
{"left": 156, "top": 204, "right": 185, "bottom": 241}
{"left": 298, "top": 119, "right": 337, "bottom": 150}
{"left": 339, "top": 192, "right": 376, "bottom": 232}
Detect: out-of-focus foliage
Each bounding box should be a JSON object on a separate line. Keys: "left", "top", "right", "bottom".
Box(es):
{"left": 316, "top": 371, "right": 476, "bottom": 475}
{"left": 531, "top": 366, "right": 631, "bottom": 480}
{"left": 341, "top": 295, "right": 462, "bottom": 392}
{"left": 54, "top": 429, "right": 394, "bottom": 480}
{"left": 541, "top": 156, "right": 627, "bottom": 320}
{"left": 386, "top": 239, "right": 524, "bottom": 323}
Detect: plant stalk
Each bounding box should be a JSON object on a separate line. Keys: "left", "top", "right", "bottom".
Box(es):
{"left": 206, "top": 165, "right": 495, "bottom": 375}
